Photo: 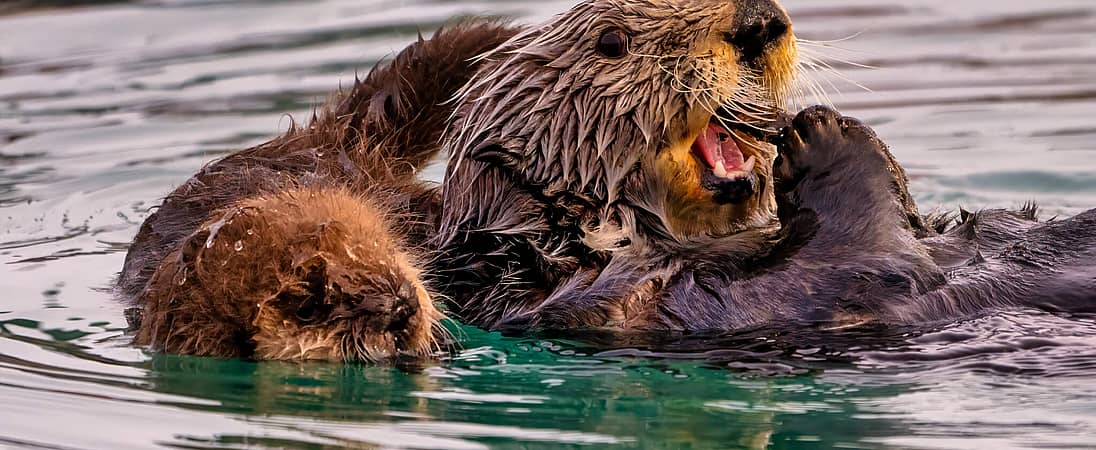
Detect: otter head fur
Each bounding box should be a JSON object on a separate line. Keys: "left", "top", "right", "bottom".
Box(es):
{"left": 134, "top": 187, "right": 443, "bottom": 362}
{"left": 445, "top": 0, "right": 798, "bottom": 248}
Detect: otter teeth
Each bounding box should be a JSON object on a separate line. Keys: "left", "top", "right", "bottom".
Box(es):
{"left": 740, "top": 156, "right": 757, "bottom": 174}
{"left": 712, "top": 156, "right": 757, "bottom": 180}
{"left": 713, "top": 164, "right": 729, "bottom": 178}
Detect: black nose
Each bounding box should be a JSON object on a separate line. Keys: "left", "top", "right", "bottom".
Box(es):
{"left": 384, "top": 280, "right": 421, "bottom": 332}
{"left": 725, "top": 0, "right": 791, "bottom": 63}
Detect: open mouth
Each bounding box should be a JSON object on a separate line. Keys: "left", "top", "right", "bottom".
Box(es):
{"left": 690, "top": 110, "right": 774, "bottom": 204}
{"left": 692, "top": 121, "right": 758, "bottom": 180}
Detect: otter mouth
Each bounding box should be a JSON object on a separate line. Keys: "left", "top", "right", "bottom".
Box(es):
{"left": 691, "top": 112, "right": 770, "bottom": 204}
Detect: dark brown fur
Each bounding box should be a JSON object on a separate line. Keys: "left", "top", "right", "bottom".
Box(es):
{"left": 476, "top": 105, "right": 1096, "bottom": 331}
{"left": 119, "top": 22, "right": 520, "bottom": 300}
{"left": 135, "top": 187, "right": 439, "bottom": 360}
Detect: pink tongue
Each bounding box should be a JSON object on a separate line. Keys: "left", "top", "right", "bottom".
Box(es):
{"left": 692, "top": 122, "right": 745, "bottom": 172}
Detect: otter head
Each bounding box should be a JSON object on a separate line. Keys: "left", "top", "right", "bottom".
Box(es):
{"left": 244, "top": 190, "right": 443, "bottom": 362}
{"left": 447, "top": 0, "right": 797, "bottom": 242}
{"left": 137, "top": 188, "right": 443, "bottom": 362}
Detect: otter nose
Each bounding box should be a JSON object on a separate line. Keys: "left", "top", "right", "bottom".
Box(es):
{"left": 383, "top": 280, "right": 421, "bottom": 332}
{"left": 725, "top": 0, "right": 791, "bottom": 63}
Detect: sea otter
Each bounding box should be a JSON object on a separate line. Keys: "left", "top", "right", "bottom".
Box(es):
{"left": 119, "top": 0, "right": 1096, "bottom": 361}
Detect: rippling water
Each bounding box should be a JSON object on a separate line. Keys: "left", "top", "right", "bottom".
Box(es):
{"left": 2, "top": 0, "right": 1096, "bottom": 448}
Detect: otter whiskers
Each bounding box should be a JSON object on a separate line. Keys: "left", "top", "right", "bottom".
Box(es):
{"left": 792, "top": 38, "right": 875, "bottom": 109}
{"left": 679, "top": 54, "right": 784, "bottom": 154}
{"left": 640, "top": 49, "right": 782, "bottom": 139}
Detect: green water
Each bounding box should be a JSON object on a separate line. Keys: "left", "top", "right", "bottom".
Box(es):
{"left": 3, "top": 0, "right": 1096, "bottom": 448}
{"left": 6, "top": 313, "right": 1096, "bottom": 448}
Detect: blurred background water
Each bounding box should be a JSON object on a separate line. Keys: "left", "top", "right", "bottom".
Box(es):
{"left": 2, "top": 0, "right": 1096, "bottom": 448}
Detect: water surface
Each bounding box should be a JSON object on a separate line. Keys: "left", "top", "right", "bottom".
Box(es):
{"left": 2, "top": 0, "right": 1096, "bottom": 448}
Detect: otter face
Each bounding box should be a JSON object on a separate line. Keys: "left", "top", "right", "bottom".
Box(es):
{"left": 243, "top": 190, "right": 444, "bottom": 362}
{"left": 253, "top": 243, "right": 440, "bottom": 362}
{"left": 648, "top": 0, "right": 797, "bottom": 237}
{"left": 448, "top": 0, "right": 798, "bottom": 241}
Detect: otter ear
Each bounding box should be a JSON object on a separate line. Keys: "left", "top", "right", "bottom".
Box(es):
{"left": 272, "top": 254, "right": 336, "bottom": 324}
{"left": 468, "top": 143, "right": 522, "bottom": 172}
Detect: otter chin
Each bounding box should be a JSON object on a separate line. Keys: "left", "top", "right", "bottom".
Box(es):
{"left": 692, "top": 119, "right": 762, "bottom": 204}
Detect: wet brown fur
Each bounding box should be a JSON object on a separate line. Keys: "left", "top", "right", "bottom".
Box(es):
{"left": 136, "top": 187, "right": 439, "bottom": 360}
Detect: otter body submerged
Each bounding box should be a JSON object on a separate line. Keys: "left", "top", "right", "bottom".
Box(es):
{"left": 118, "top": 0, "right": 1096, "bottom": 361}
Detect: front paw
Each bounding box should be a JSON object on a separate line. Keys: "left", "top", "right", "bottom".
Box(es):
{"left": 773, "top": 106, "right": 888, "bottom": 190}
{"left": 772, "top": 106, "right": 931, "bottom": 237}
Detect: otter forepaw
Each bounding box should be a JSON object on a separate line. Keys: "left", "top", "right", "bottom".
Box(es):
{"left": 772, "top": 106, "right": 887, "bottom": 190}
{"left": 768, "top": 106, "right": 920, "bottom": 239}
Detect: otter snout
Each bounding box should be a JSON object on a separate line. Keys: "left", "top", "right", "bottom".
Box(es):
{"left": 275, "top": 255, "right": 422, "bottom": 332}
{"left": 374, "top": 278, "right": 423, "bottom": 333}
{"left": 725, "top": 0, "right": 791, "bottom": 63}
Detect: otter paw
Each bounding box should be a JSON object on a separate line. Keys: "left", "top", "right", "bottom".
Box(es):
{"left": 773, "top": 106, "right": 886, "bottom": 186}
{"left": 772, "top": 106, "right": 895, "bottom": 200}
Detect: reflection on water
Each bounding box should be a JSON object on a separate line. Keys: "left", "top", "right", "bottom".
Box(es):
{"left": 2, "top": 0, "right": 1096, "bottom": 448}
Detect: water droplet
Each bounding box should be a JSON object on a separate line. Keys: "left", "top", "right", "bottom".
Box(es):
{"left": 204, "top": 215, "right": 232, "bottom": 248}
{"left": 234, "top": 240, "right": 244, "bottom": 251}
{"left": 246, "top": 229, "right": 254, "bottom": 236}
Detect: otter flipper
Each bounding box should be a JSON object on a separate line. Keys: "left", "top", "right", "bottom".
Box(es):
{"left": 895, "top": 208, "right": 1096, "bottom": 320}
{"left": 769, "top": 106, "right": 1096, "bottom": 321}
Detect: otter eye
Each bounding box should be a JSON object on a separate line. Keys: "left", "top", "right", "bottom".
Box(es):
{"left": 596, "top": 28, "right": 629, "bottom": 58}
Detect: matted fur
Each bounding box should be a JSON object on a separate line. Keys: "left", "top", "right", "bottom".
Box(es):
{"left": 136, "top": 187, "right": 441, "bottom": 360}
{"left": 433, "top": 0, "right": 799, "bottom": 327}
{"left": 119, "top": 21, "right": 519, "bottom": 301}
